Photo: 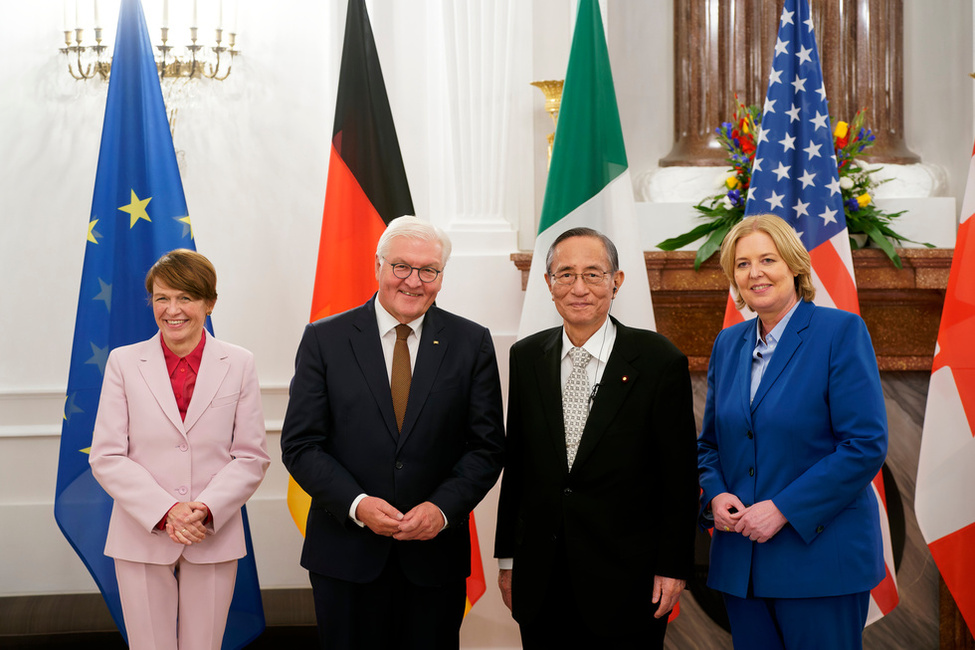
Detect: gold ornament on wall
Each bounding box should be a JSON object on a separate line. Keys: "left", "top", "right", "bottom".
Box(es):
{"left": 531, "top": 80, "right": 564, "bottom": 167}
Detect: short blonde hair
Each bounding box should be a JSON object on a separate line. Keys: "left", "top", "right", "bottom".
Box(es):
{"left": 719, "top": 214, "right": 815, "bottom": 310}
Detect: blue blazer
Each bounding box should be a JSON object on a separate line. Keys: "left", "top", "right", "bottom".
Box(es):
{"left": 698, "top": 300, "right": 887, "bottom": 598}
{"left": 280, "top": 297, "right": 505, "bottom": 587}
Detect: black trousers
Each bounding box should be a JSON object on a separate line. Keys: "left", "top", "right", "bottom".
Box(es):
{"left": 310, "top": 553, "right": 467, "bottom": 650}
{"left": 518, "top": 542, "right": 669, "bottom": 650}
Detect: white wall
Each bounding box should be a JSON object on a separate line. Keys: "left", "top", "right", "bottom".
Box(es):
{"left": 0, "top": 1, "right": 971, "bottom": 647}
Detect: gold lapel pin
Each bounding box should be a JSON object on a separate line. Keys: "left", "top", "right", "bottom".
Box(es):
{"left": 433, "top": 340, "right": 440, "bottom": 345}
{"left": 621, "top": 376, "right": 629, "bottom": 382}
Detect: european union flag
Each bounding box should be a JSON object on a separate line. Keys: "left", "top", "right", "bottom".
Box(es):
{"left": 53, "top": 1, "right": 265, "bottom": 646}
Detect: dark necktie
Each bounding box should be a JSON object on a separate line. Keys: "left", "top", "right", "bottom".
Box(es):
{"left": 391, "top": 324, "right": 412, "bottom": 431}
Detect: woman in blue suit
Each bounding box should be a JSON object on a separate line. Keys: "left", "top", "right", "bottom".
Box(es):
{"left": 698, "top": 214, "right": 887, "bottom": 650}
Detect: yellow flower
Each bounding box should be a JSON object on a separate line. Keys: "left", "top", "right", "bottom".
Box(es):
{"left": 725, "top": 177, "right": 740, "bottom": 190}
{"left": 857, "top": 193, "right": 871, "bottom": 208}
{"left": 834, "top": 121, "right": 849, "bottom": 139}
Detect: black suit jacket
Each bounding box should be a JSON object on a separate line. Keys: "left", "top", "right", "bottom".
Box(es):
{"left": 494, "top": 318, "right": 698, "bottom": 628}
{"left": 281, "top": 297, "right": 505, "bottom": 587}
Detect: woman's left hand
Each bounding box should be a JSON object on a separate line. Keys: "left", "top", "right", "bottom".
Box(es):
{"left": 734, "top": 500, "right": 787, "bottom": 543}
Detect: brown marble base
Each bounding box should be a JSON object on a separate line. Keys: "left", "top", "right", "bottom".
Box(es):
{"left": 512, "top": 249, "right": 953, "bottom": 371}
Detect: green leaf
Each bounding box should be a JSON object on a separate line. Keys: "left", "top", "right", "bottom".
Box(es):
{"left": 860, "top": 221, "right": 903, "bottom": 269}
{"left": 657, "top": 220, "right": 724, "bottom": 251}
{"left": 694, "top": 223, "right": 733, "bottom": 270}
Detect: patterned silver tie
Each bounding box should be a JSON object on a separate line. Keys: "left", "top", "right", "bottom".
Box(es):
{"left": 563, "top": 347, "right": 592, "bottom": 470}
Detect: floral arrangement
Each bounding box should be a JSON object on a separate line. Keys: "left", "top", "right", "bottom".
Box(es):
{"left": 658, "top": 98, "right": 929, "bottom": 269}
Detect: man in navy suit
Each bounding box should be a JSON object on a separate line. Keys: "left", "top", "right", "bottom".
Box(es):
{"left": 494, "top": 227, "right": 698, "bottom": 649}
{"left": 281, "top": 216, "right": 504, "bottom": 649}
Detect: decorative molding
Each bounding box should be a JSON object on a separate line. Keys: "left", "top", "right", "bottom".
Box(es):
{"left": 0, "top": 385, "right": 289, "bottom": 438}
{"left": 512, "top": 248, "right": 951, "bottom": 371}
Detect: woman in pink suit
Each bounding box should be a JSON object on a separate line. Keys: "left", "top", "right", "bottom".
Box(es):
{"left": 90, "top": 249, "right": 270, "bottom": 650}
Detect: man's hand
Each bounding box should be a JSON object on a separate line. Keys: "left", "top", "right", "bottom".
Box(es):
{"left": 355, "top": 496, "right": 404, "bottom": 536}
{"left": 394, "top": 501, "right": 444, "bottom": 541}
{"left": 734, "top": 499, "right": 788, "bottom": 543}
{"left": 498, "top": 569, "right": 513, "bottom": 612}
{"left": 165, "top": 501, "right": 208, "bottom": 545}
{"left": 710, "top": 492, "right": 746, "bottom": 533}
{"left": 652, "top": 575, "right": 685, "bottom": 618}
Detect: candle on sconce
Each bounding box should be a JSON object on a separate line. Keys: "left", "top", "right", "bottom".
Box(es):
{"left": 63, "top": 0, "right": 69, "bottom": 31}
{"left": 75, "top": 0, "right": 79, "bottom": 28}
{"left": 218, "top": 0, "right": 223, "bottom": 30}
{"left": 192, "top": 0, "right": 198, "bottom": 27}
{"left": 93, "top": 0, "right": 100, "bottom": 28}
{"left": 162, "top": 0, "right": 169, "bottom": 28}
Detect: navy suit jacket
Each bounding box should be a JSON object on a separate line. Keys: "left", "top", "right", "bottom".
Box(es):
{"left": 494, "top": 318, "right": 698, "bottom": 629}
{"left": 698, "top": 300, "right": 887, "bottom": 598}
{"left": 280, "top": 297, "right": 504, "bottom": 587}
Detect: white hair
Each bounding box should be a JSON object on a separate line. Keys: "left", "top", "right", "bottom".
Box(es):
{"left": 375, "top": 216, "right": 452, "bottom": 267}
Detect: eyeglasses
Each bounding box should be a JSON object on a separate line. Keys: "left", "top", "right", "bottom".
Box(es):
{"left": 549, "top": 271, "right": 611, "bottom": 286}
{"left": 383, "top": 258, "right": 443, "bottom": 283}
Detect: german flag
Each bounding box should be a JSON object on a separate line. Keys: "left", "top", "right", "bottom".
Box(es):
{"left": 287, "top": 0, "right": 488, "bottom": 617}
{"left": 287, "top": 0, "right": 412, "bottom": 535}
{"left": 310, "top": 0, "right": 414, "bottom": 324}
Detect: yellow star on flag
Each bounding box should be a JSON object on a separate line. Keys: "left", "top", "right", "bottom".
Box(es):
{"left": 87, "top": 219, "right": 101, "bottom": 244}
{"left": 177, "top": 215, "right": 194, "bottom": 239}
{"left": 119, "top": 190, "right": 152, "bottom": 228}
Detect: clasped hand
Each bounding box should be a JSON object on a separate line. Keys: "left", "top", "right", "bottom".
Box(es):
{"left": 712, "top": 493, "right": 787, "bottom": 543}
{"left": 355, "top": 497, "right": 444, "bottom": 541}
{"left": 165, "top": 501, "right": 210, "bottom": 545}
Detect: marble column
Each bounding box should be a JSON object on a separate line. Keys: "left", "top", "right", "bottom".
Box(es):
{"left": 661, "top": 0, "right": 918, "bottom": 167}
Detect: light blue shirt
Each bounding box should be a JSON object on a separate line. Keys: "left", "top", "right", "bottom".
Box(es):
{"left": 750, "top": 300, "right": 802, "bottom": 403}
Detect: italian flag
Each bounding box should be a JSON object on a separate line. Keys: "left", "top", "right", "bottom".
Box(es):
{"left": 517, "top": 0, "right": 654, "bottom": 339}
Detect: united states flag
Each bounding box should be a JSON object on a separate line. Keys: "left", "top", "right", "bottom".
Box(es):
{"left": 730, "top": 0, "right": 899, "bottom": 624}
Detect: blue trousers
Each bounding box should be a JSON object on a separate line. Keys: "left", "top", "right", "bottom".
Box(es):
{"left": 723, "top": 591, "right": 871, "bottom": 650}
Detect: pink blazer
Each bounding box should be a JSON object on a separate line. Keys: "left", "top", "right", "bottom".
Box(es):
{"left": 90, "top": 331, "right": 270, "bottom": 565}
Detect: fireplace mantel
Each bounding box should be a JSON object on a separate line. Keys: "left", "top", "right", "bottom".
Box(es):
{"left": 511, "top": 249, "right": 952, "bottom": 371}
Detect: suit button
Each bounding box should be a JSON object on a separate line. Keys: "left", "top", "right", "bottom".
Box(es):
{"left": 395, "top": 461, "right": 404, "bottom": 470}
{"left": 179, "top": 443, "right": 188, "bottom": 452}
{"left": 177, "top": 486, "right": 188, "bottom": 495}
{"left": 816, "top": 525, "right": 824, "bottom": 533}
{"left": 563, "top": 488, "right": 573, "bottom": 495}
{"left": 746, "top": 431, "right": 754, "bottom": 440}
{"left": 748, "top": 467, "right": 755, "bottom": 477}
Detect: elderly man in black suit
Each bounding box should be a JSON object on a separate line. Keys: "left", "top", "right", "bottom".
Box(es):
{"left": 495, "top": 227, "right": 698, "bottom": 649}
{"left": 281, "top": 216, "right": 505, "bottom": 650}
